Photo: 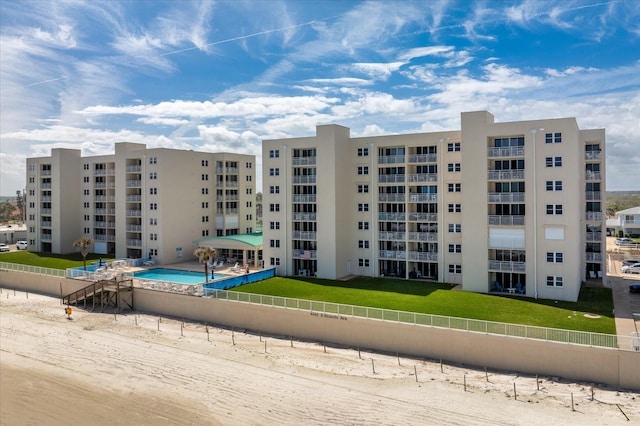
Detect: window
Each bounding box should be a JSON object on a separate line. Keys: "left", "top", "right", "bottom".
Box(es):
{"left": 149, "top": 187, "right": 157, "bottom": 195}
{"left": 269, "top": 149, "right": 280, "bottom": 158}
{"left": 448, "top": 264, "right": 462, "bottom": 273}
{"left": 202, "top": 202, "right": 208, "bottom": 208}
{"left": 84, "top": 215, "right": 90, "bottom": 221}
{"left": 83, "top": 176, "right": 90, "bottom": 183}
{"left": 357, "top": 166, "right": 369, "bottom": 175}
{"left": 246, "top": 188, "right": 252, "bottom": 195}
{"left": 270, "top": 185, "right": 280, "bottom": 194}
{"left": 545, "top": 132, "right": 562, "bottom": 144}
{"left": 357, "top": 147, "right": 369, "bottom": 157}
{"left": 201, "top": 160, "right": 208, "bottom": 167}
{"left": 202, "top": 230, "right": 209, "bottom": 237}
{"left": 546, "top": 204, "right": 563, "bottom": 215}
{"left": 270, "top": 257, "right": 281, "bottom": 266}
{"left": 83, "top": 228, "right": 90, "bottom": 234}
{"left": 202, "top": 188, "right": 208, "bottom": 195}
{"left": 83, "top": 202, "right": 90, "bottom": 208}
{"left": 546, "top": 276, "right": 564, "bottom": 287}
{"left": 447, "top": 163, "right": 461, "bottom": 172}
{"left": 150, "top": 172, "right": 157, "bottom": 179}
{"left": 83, "top": 189, "right": 90, "bottom": 195}
{"left": 357, "top": 184, "right": 369, "bottom": 193}
{"left": 358, "top": 203, "right": 369, "bottom": 212}
{"left": 358, "top": 221, "right": 369, "bottom": 230}
{"left": 202, "top": 216, "right": 209, "bottom": 222}
{"left": 448, "top": 203, "right": 462, "bottom": 213}
{"left": 83, "top": 163, "right": 90, "bottom": 170}
{"left": 270, "top": 221, "right": 280, "bottom": 230}
{"left": 546, "top": 252, "right": 564, "bottom": 263}
{"left": 149, "top": 249, "right": 158, "bottom": 256}
{"left": 246, "top": 162, "right": 252, "bottom": 168}
{"left": 269, "top": 203, "right": 280, "bottom": 212}
{"left": 448, "top": 244, "right": 462, "bottom": 253}
{"left": 201, "top": 174, "right": 208, "bottom": 181}
{"left": 150, "top": 233, "right": 158, "bottom": 241}
{"left": 545, "top": 156, "right": 562, "bottom": 167}
{"left": 448, "top": 183, "right": 461, "bottom": 192}
{"left": 29, "top": 177, "right": 35, "bottom": 183}
{"left": 270, "top": 239, "right": 280, "bottom": 248}
{"left": 149, "top": 157, "right": 157, "bottom": 164}
{"left": 150, "top": 203, "right": 158, "bottom": 210}
{"left": 246, "top": 201, "right": 252, "bottom": 207}
{"left": 358, "top": 240, "right": 370, "bottom": 249}
{"left": 447, "top": 142, "right": 461, "bottom": 152}
{"left": 246, "top": 175, "right": 252, "bottom": 182}
{"left": 246, "top": 214, "right": 252, "bottom": 220}
{"left": 359, "top": 259, "right": 370, "bottom": 267}
{"left": 448, "top": 224, "right": 462, "bottom": 233}
{"left": 545, "top": 180, "right": 562, "bottom": 191}
{"left": 269, "top": 168, "right": 280, "bottom": 176}
{"left": 150, "top": 218, "right": 157, "bottom": 225}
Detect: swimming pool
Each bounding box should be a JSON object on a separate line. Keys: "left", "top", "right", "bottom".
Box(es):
{"left": 134, "top": 268, "right": 228, "bottom": 285}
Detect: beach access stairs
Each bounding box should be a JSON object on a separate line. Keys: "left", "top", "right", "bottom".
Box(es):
{"left": 63, "top": 278, "right": 134, "bottom": 313}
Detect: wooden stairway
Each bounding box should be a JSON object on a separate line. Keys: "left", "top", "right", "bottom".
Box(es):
{"left": 63, "top": 278, "right": 134, "bottom": 312}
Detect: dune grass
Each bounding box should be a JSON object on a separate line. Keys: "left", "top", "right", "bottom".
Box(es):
{"left": 236, "top": 276, "right": 615, "bottom": 334}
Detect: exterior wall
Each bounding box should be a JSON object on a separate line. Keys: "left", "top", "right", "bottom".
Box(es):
{"left": 263, "top": 110, "right": 606, "bottom": 302}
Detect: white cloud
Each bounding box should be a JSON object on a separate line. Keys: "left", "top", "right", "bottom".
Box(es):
{"left": 397, "top": 46, "right": 453, "bottom": 62}
{"left": 350, "top": 62, "right": 405, "bottom": 80}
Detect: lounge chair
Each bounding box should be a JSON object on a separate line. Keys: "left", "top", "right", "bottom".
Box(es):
{"left": 230, "top": 262, "right": 240, "bottom": 272}
{"left": 516, "top": 282, "right": 524, "bottom": 294}
{"left": 589, "top": 271, "right": 596, "bottom": 279}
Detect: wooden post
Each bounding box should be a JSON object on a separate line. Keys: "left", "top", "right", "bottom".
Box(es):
{"left": 397, "top": 353, "right": 400, "bottom": 366}
{"left": 206, "top": 325, "right": 210, "bottom": 342}
{"left": 440, "top": 359, "right": 443, "bottom": 373}
{"left": 264, "top": 340, "right": 267, "bottom": 353}
{"left": 181, "top": 322, "right": 184, "bottom": 337}
{"left": 536, "top": 374, "right": 540, "bottom": 391}
{"left": 513, "top": 383, "right": 517, "bottom": 400}
{"left": 485, "top": 367, "right": 488, "bottom": 382}
{"left": 414, "top": 365, "right": 418, "bottom": 383}
{"left": 371, "top": 358, "right": 376, "bottom": 374}
{"left": 157, "top": 319, "right": 160, "bottom": 331}
{"left": 26, "top": 291, "right": 28, "bottom": 299}
{"left": 323, "top": 342, "right": 326, "bottom": 353}
{"left": 290, "top": 336, "right": 293, "bottom": 348}
{"left": 358, "top": 347, "right": 361, "bottom": 360}
{"left": 232, "top": 332, "right": 235, "bottom": 345}
{"left": 571, "top": 393, "right": 574, "bottom": 411}
{"left": 464, "top": 374, "right": 467, "bottom": 392}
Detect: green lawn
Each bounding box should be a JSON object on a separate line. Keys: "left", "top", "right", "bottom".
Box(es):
{"left": 236, "top": 277, "right": 615, "bottom": 334}
{"left": 0, "top": 251, "right": 111, "bottom": 270}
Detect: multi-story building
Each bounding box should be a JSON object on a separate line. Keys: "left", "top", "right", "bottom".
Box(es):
{"left": 25, "top": 143, "right": 256, "bottom": 264}
{"left": 262, "top": 110, "right": 606, "bottom": 302}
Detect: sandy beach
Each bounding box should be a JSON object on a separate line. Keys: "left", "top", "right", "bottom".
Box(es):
{"left": 1, "top": 288, "right": 638, "bottom": 425}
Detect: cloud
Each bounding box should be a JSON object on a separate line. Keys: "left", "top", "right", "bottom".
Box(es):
{"left": 397, "top": 46, "right": 454, "bottom": 62}
{"left": 350, "top": 62, "right": 405, "bottom": 80}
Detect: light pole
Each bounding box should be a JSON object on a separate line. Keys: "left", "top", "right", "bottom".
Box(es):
{"left": 530, "top": 127, "right": 544, "bottom": 299}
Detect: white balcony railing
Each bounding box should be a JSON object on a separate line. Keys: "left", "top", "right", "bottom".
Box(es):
{"left": 292, "top": 194, "right": 316, "bottom": 203}
{"left": 379, "top": 212, "right": 406, "bottom": 221}
{"left": 408, "top": 251, "right": 438, "bottom": 262}
{"left": 488, "top": 260, "right": 526, "bottom": 272}
{"left": 292, "top": 212, "right": 317, "bottom": 221}
{"left": 408, "top": 153, "right": 437, "bottom": 163}
{"left": 487, "top": 147, "right": 524, "bottom": 157}
{"left": 408, "top": 194, "right": 437, "bottom": 202}
{"left": 586, "top": 212, "right": 603, "bottom": 221}
{"left": 379, "top": 250, "right": 407, "bottom": 260}
{"left": 487, "top": 170, "right": 525, "bottom": 180}
{"left": 291, "top": 231, "right": 317, "bottom": 240}
{"left": 378, "top": 193, "right": 405, "bottom": 202}
{"left": 292, "top": 175, "right": 317, "bottom": 184}
{"left": 408, "top": 212, "right": 438, "bottom": 222}
{"left": 407, "top": 232, "right": 438, "bottom": 242}
{"left": 378, "top": 174, "right": 405, "bottom": 183}
{"left": 488, "top": 215, "right": 525, "bottom": 226}
{"left": 378, "top": 155, "right": 405, "bottom": 164}
{"left": 378, "top": 231, "right": 406, "bottom": 240}
{"left": 586, "top": 171, "right": 601, "bottom": 181}
{"left": 292, "top": 157, "right": 316, "bottom": 166}
{"left": 407, "top": 173, "right": 437, "bottom": 183}
{"left": 488, "top": 192, "right": 525, "bottom": 203}
{"left": 585, "top": 151, "right": 602, "bottom": 160}
{"left": 586, "top": 252, "right": 603, "bottom": 262}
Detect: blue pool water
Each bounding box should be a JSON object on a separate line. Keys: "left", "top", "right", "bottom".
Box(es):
{"left": 134, "top": 268, "right": 228, "bottom": 285}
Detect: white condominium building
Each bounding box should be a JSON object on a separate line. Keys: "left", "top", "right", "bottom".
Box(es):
{"left": 25, "top": 143, "right": 256, "bottom": 264}
{"left": 262, "top": 110, "right": 605, "bottom": 302}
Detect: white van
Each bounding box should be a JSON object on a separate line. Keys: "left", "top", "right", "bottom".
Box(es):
{"left": 16, "top": 241, "right": 28, "bottom": 250}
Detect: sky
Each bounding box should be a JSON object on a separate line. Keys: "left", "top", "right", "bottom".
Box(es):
{"left": 1, "top": 0, "right": 639, "bottom": 196}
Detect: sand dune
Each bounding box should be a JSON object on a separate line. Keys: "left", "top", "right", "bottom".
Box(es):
{"left": 1, "top": 289, "right": 638, "bottom": 425}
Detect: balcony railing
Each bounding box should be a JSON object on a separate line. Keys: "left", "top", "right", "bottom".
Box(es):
{"left": 225, "top": 209, "right": 239, "bottom": 215}
{"left": 40, "top": 221, "right": 51, "bottom": 227}
{"left": 225, "top": 181, "right": 239, "bottom": 188}
{"left": 41, "top": 234, "right": 52, "bottom": 241}
{"left": 126, "top": 210, "right": 142, "bottom": 217}
{"left": 292, "top": 175, "right": 317, "bottom": 184}
{"left": 378, "top": 193, "right": 405, "bottom": 202}
{"left": 487, "top": 147, "right": 524, "bottom": 157}
{"left": 379, "top": 231, "right": 406, "bottom": 240}
{"left": 126, "top": 165, "right": 142, "bottom": 173}
{"left": 407, "top": 173, "right": 437, "bottom": 183}
{"left": 126, "top": 195, "right": 141, "bottom": 202}
{"left": 586, "top": 211, "right": 602, "bottom": 221}
{"left": 488, "top": 215, "right": 525, "bottom": 226}
{"left": 41, "top": 183, "right": 52, "bottom": 189}
{"left": 378, "top": 155, "right": 405, "bottom": 164}
{"left": 126, "top": 180, "right": 142, "bottom": 187}
{"left": 292, "top": 231, "right": 317, "bottom": 240}
{"left": 292, "top": 249, "right": 317, "bottom": 258}
{"left": 379, "top": 212, "right": 406, "bottom": 221}
{"left": 585, "top": 151, "right": 602, "bottom": 160}
{"left": 408, "top": 153, "right": 437, "bottom": 163}
{"left": 126, "top": 225, "right": 142, "bottom": 232}
{"left": 407, "top": 232, "right": 438, "bottom": 242}
{"left": 585, "top": 191, "right": 601, "bottom": 201}
{"left": 292, "top": 157, "right": 316, "bottom": 166}
{"left": 586, "top": 252, "right": 603, "bottom": 262}
{"left": 379, "top": 250, "right": 407, "bottom": 260}
{"left": 126, "top": 239, "right": 142, "bottom": 247}
{"left": 95, "top": 195, "right": 116, "bottom": 202}
{"left": 292, "top": 194, "right": 316, "bottom": 203}
{"left": 408, "top": 251, "right": 438, "bottom": 262}
{"left": 94, "top": 235, "right": 107, "bottom": 241}
{"left": 586, "top": 232, "right": 602, "bottom": 242}
{"left": 225, "top": 167, "right": 238, "bottom": 174}
{"left": 94, "top": 168, "right": 116, "bottom": 176}
{"left": 95, "top": 208, "right": 115, "bottom": 215}
{"left": 487, "top": 170, "right": 525, "bottom": 180}
{"left": 586, "top": 171, "right": 601, "bottom": 181}
{"left": 94, "top": 221, "right": 106, "bottom": 228}
{"left": 40, "top": 208, "right": 52, "bottom": 215}
{"left": 378, "top": 174, "right": 405, "bottom": 183}
{"left": 40, "top": 196, "right": 52, "bottom": 202}
{"left": 292, "top": 212, "right": 317, "bottom": 221}
{"left": 408, "top": 212, "right": 438, "bottom": 222}
{"left": 488, "top": 192, "right": 525, "bottom": 203}
{"left": 40, "top": 170, "right": 52, "bottom": 176}
{"left": 408, "top": 194, "right": 437, "bottom": 202}
{"left": 488, "top": 260, "right": 526, "bottom": 272}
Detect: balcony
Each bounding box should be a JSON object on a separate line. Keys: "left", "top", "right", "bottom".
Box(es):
{"left": 225, "top": 181, "right": 239, "bottom": 188}
{"left": 379, "top": 250, "right": 407, "bottom": 260}
{"left": 292, "top": 212, "right": 317, "bottom": 221}
{"left": 292, "top": 249, "right": 317, "bottom": 259}
{"left": 41, "top": 234, "right": 52, "bottom": 241}
{"left": 586, "top": 232, "right": 602, "bottom": 242}
{"left": 488, "top": 192, "right": 525, "bottom": 203}
{"left": 40, "top": 221, "right": 52, "bottom": 228}
{"left": 292, "top": 231, "right": 317, "bottom": 240}
{"left": 585, "top": 191, "right": 601, "bottom": 201}
{"left": 487, "top": 147, "right": 524, "bottom": 158}
{"left": 126, "top": 239, "right": 142, "bottom": 247}
{"left": 378, "top": 174, "right": 405, "bottom": 183}
{"left": 379, "top": 231, "right": 406, "bottom": 240}
{"left": 408, "top": 212, "right": 438, "bottom": 222}
{"left": 41, "top": 183, "right": 52, "bottom": 189}
{"left": 586, "top": 211, "right": 602, "bottom": 221}
{"left": 408, "top": 251, "right": 438, "bottom": 262}
{"left": 126, "top": 210, "right": 142, "bottom": 217}
{"left": 95, "top": 183, "right": 106, "bottom": 189}
{"left": 107, "top": 222, "right": 116, "bottom": 229}
{"left": 40, "top": 170, "right": 52, "bottom": 176}
{"left": 127, "top": 224, "right": 142, "bottom": 232}
{"left": 95, "top": 208, "right": 115, "bottom": 215}
{"left": 126, "top": 180, "right": 142, "bottom": 187}
{"left": 225, "top": 167, "right": 238, "bottom": 174}
{"left": 292, "top": 194, "right": 316, "bottom": 203}
{"left": 41, "top": 208, "right": 52, "bottom": 215}
{"left": 379, "top": 212, "right": 406, "bottom": 221}
{"left": 126, "top": 165, "right": 142, "bottom": 173}
{"left": 40, "top": 196, "right": 52, "bottom": 202}
{"left": 378, "top": 155, "right": 405, "bottom": 164}
{"left": 225, "top": 209, "right": 238, "bottom": 215}
{"left": 408, "top": 194, "right": 437, "bottom": 202}
{"left": 407, "top": 173, "right": 437, "bottom": 183}
{"left": 488, "top": 215, "right": 525, "bottom": 226}
{"left": 292, "top": 157, "right": 316, "bottom": 166}
{"left": 488, "top": 260, "right": 526, "bottom": 272}
{"left": 94, "top": 235, "right": 107, "bottom": 241}
{"left": 586, "top": 171, "right": 601, "bottom": 181}
{"left": 378, "top": 193, "right": 405, "bottom": 202}
{"left": 408, "top": 153, "right": 437, "bottom": 163}
{"left": 94, "top": 168, "right": 116, "bottom": 176}
{"left": 126, "top": 195, "right": 141, "bottom": 202}
{"left": 487, "top": 170, "right": 525, "bottom": 180}
{"left": 585, "top": 151, "right": 602, "bottom": 161}
{"left": 292, "top": 175, "right": 317, "bottom": 184}
{"left": 586, "top": 252, "right": 603, "bottom": 262}
{"left": 407, "top": 232, "right": 438, "bottom": 242}
{"left": 94, "top": 221, "right": 107, "bottom": 228}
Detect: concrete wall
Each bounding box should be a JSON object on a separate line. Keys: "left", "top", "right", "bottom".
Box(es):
{"left": 2, "top": 270, "right": 638, "bottom": 390}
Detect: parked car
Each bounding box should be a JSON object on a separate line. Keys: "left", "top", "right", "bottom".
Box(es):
{"left": 630, "top": 284, "right": 640, "bottom": 294}
{"left": 16, "top": 240, "right": 28, "bottom": 250}
{"left": 615, "top": 237, "right": 633, "bottom": 245}
{"left": 621, "top": 263, "right": 640, "bottom": 274}
{"left": 0, "top": 243, "right": 10, "bottom": 252}
{"left": 623, "top": 258, "right": 640, "bottom": 267}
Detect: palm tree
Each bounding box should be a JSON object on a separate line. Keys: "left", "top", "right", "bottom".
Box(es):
{"left": 73, "top": 237, "right": 94, "bottom": 271}
{"left": 194, "top": 246, "right": 217, "bottom": 281}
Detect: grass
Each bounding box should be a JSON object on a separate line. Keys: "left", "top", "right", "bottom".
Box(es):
{"left": 236, "top": 277, "right": 616, "bottom": 334}
{"left": 0, "top": 250, "right": 111, "bottom": 270}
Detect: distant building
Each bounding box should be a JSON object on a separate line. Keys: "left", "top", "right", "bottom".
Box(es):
{"left": 25, "top": 143, "right": 256, "bottom": 264}
{"left": 262, "top": 110, "right": 606, "bottom": 302}
{"left": 607, "top": 207, "right": 640, "bottom": 237}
